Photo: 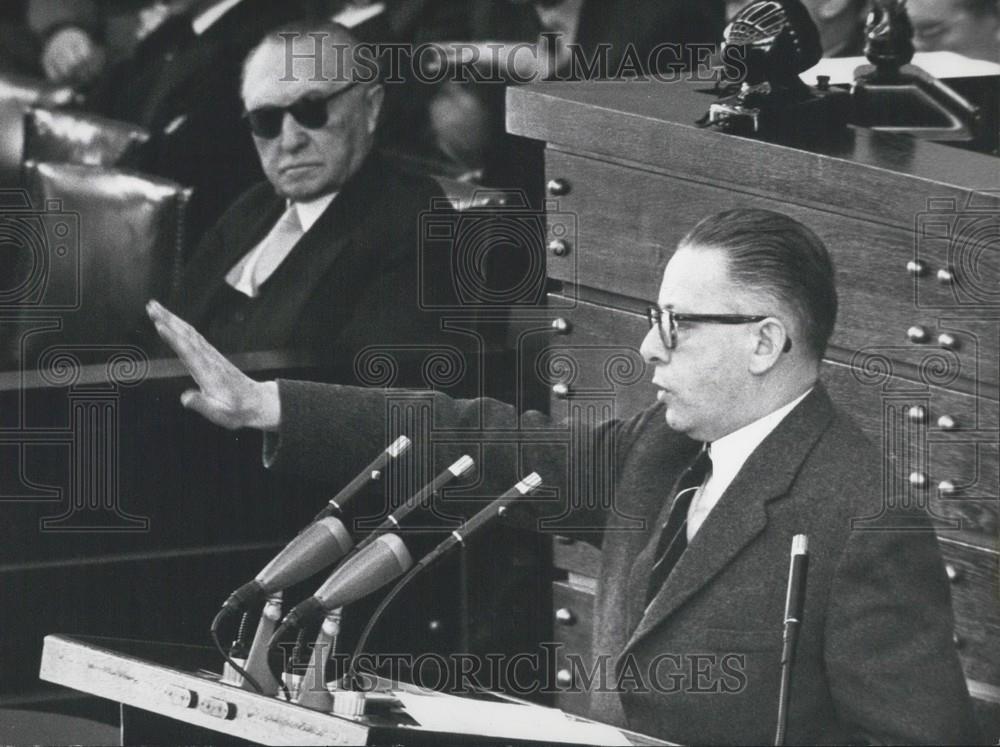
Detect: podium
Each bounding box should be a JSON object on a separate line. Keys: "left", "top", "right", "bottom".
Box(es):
{"left": 39, "top": 635, "right": 670, "bottom": 746}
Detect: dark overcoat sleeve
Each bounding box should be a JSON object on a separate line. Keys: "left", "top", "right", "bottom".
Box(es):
{"left": 262, "top": 379, "right": 655, "bottom": 540}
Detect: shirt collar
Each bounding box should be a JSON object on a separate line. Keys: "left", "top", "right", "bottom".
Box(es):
{"left": 708, "top": 387, "right": 813, "bottom": 483}
{"left": 191, "top": 0, "right": 243, "bottom": 36}
{"left": 290, "top": 192, "right": 337, "bottom": 233}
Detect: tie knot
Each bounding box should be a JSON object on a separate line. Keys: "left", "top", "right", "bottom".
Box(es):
{"left": 689, "top": 444, "right": 712, "bottom": 479}
{"left": 278, "top": 205, "right": 303, "bottom": 232}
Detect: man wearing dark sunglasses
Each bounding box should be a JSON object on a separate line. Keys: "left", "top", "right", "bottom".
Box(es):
{"left": 169, "top": 21, "right": 473, "bottom": 390}
{"left": 150, "top": 208, "right": 978, "bottom": 744}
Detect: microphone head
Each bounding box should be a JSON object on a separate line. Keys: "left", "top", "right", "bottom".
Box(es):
{"left": 313, "top": 533, "right": 413, "bottom": 610}
{"left": 792, "top": 534, "right": 808, "bottom": 555}
{"left": 449, "top": 455, "right": 475, "bottom": 477}
{"left": 387, "top": 436, "right": 411, "bottom": 458}
{"left": 255, "top": 517, "right": 353, "bottom": 592}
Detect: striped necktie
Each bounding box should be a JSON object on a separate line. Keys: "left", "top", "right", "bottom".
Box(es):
{"left": 645, "top": 444, "right": 712, "bottom": 606}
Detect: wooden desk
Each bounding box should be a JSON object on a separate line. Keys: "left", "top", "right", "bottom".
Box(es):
{"left": 506, "top": 79, "right": 1000, "bottom": 731}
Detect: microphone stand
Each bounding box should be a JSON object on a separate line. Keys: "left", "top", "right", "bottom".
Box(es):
{"left": 239, "top": 591, "right": 284, "bottom": 696}
{"left": 775, "top": 534, "right": 809, "bottom": 746}
{"left": 343, "top": 474, "right": 543, "bottom": 695}
{"left": 295, "top": 607, "right": 344, "bottom": 712}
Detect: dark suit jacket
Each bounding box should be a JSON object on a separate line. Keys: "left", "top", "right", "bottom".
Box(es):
{"left": 86, "top": 0, "right": 305, "bottom": 238}
{"left": 263, "top": 382, "right": 981, "bottom": 745}
{"left": 171, "top": 154, "right": 476, "bottom": 392}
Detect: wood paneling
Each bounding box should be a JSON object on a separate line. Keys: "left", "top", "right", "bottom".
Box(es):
{"left": 545, "top": 150, "right": 1000, "bottom": 392}
{"left": 939, "top": 541, "right": 1000, "bottom": 687}
{"left": 507, "top": 82, "right": 1000, "bottom": 229}
{"left": 551, "top": 581, "right": 596, "bottom": 717}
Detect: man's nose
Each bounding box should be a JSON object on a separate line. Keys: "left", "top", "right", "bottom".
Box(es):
{"left": 639, "top": 324, "right": 668, "bottom": 365}
{"left": 278, "top": 113, "right": 309, "bottom": 151}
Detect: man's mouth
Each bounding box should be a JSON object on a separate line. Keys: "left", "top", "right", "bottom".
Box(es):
{"left": 653, "top": 381, "right": 670, "bottom": 402}
{"left": 279, "top": 163, "right": 319, "bottom": 174}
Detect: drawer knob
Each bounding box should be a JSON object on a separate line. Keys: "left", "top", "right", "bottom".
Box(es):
{"left": 427, "top": 619, "right": 442, "bottom": 633}
{"left": 552, "top": 383, "right": 570, "bottom": 399}
{"left": 548, "top": 239, "right": 571, "bottom": 257}
{"left": 938, "top": 479, "right": 957, "bottom": 496}
{"left": 906, "top": 259, "right": 928, "bottom": 277}
{"left": 197, "top": 697, "right": 235, "bottom": 720}
{"left": 555, "top": 607, "right": 577, "bottom": 626}
{"left": 906, "top": 406, "right": 928, "bottom": 423}
{"left": 906, "top": 325, "right": 929, "bottom": 343}
{"left": 937, "top": 414, "right": 958, "bottom": 431}
{"left": 937, "top": 332, "right": 959, "bottom": 350}
{"left": 547, "top": 178, "right": 571, "bottom": 196}
{"left": 556, "top": 669, "right": 574, "bottom": 688}
{"left": 945, "top": 563, "right": 961, "bottom": 583}
{"left": 936, "top": 267, "right": 955, "bottom": 284}
{"left": 551, "top": 317, "right": 571, "bottom": 334}
{"left": 908, "top": 471, "right": 928, "bottom": 488}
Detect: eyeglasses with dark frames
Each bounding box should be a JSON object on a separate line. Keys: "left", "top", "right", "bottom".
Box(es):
{"left": 243, "top": 81, "right": 361, "bottom": 138}
{"left": 646, "top": 305, "right": 792, "bottom": 352}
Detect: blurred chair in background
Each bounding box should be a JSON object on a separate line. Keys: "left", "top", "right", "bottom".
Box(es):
{"left": 13, "top": 160, "right": 190, "bottom": 366}
{"left": 0, "top": 73, "right": 76, "bottom": 187}
{"left": 23, "top": 106, "right": 151, "bottom": 173}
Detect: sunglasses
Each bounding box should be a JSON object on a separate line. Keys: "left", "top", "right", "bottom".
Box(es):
{"left": 244, "top": 81, "right": 361, "bottom": 138}
{"left": 646, "top": 305, "right": 792, "bottom": 352}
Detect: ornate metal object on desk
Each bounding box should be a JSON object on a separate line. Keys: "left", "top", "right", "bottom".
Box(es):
{"left": 851, "top": 0, "right": 981, "bottom": 142}
{"left": 702, "top": 0, "right": 850, "bottom": 136}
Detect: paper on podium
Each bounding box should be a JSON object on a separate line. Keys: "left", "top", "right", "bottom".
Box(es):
{"left": 395, "top": 691, "right": 632, "bottom": 745}
{"left": 800, "top": 51, "right": 1000, "bottom": 86}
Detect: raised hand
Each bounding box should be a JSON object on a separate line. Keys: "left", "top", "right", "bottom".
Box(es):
{"left": 147, "top": 300, "right": 281, "bottom": 431}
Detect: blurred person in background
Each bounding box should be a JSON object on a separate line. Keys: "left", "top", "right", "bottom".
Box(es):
{"left": 906, "top": 0, "right": 999, "bottom": 62}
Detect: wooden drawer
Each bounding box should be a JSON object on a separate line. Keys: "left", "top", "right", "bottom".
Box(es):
{"left": 938, "top": 540, "right": 1000, "bottom": 689}
{"left": 823, "top": 360, "right": 999, "bottom": 546}
{"left": 551, "top": 580, "right": 596, "bottom": 717}
{"left": 543, "top": 294, "right": 653, "bottom": 424}
{"left": 545, "top": 150, "right": 1000, "bottom": 390}
{"left": 544, "top": 296, "right": 998, "bottom": 546}
{"left": 553, "top": 535, "right": 601, "bottom": 577}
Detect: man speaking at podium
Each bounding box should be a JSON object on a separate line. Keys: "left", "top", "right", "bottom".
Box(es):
{"left": 149, "top": 209, "right": 979, "bottom": 744}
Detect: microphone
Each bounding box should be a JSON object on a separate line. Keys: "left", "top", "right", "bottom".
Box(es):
{"left": 311, "top": 436, "right": 412, "bottom": 522}
{"left": 414, "top": 472, "right": 543, "bottom": 567}
{"left": 220, "top": 517, "right": 353, "bottom": 613}
{"left": 345, "top": 473, "right": 544, "bottom": 687}
{"left": 775, "top": 533, "right": 809, "bottom": 747}
{"left": 273, "top": 532, "right": 414, "bottom": 637}
{"left": 352, "top": 454, "right": 475, "bottom": 553}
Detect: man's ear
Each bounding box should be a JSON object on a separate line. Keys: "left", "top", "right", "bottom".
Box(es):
{"left": 365, "top": 84, "right": 385, "bottom": 134}
{"left": 748, "top": 317, "right": 789, "bottom": 374}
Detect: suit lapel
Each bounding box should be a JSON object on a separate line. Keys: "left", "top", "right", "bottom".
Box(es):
{"left": 256, "top": 155, "right": 385, "bottom": 301}
{"left": 621, "top": 386, "right": 835, "bottom": 656}
{"left": 178, "top": 190, "right": 283, "bottom": 323}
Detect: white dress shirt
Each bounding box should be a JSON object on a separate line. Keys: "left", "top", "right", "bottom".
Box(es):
{"left": 225, "top": 192, "right": 336, "bottom": 298}
{"left": 686, "top": 388, "right": 813, "bottom": 541}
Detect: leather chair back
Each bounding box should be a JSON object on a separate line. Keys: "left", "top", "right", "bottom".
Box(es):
{"left": 20, "top": 161, "right": 191, "bottom": 355}
{"left": 0, "top": 72, "right": 76, "bottom": 187}
{"left": 23, "top": 107, "right": 151, "bottom": 171}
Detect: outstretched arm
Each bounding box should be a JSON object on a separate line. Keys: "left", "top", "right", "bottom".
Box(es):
{"left": 146, "top": 300, "right": 281, "bottom": 432}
